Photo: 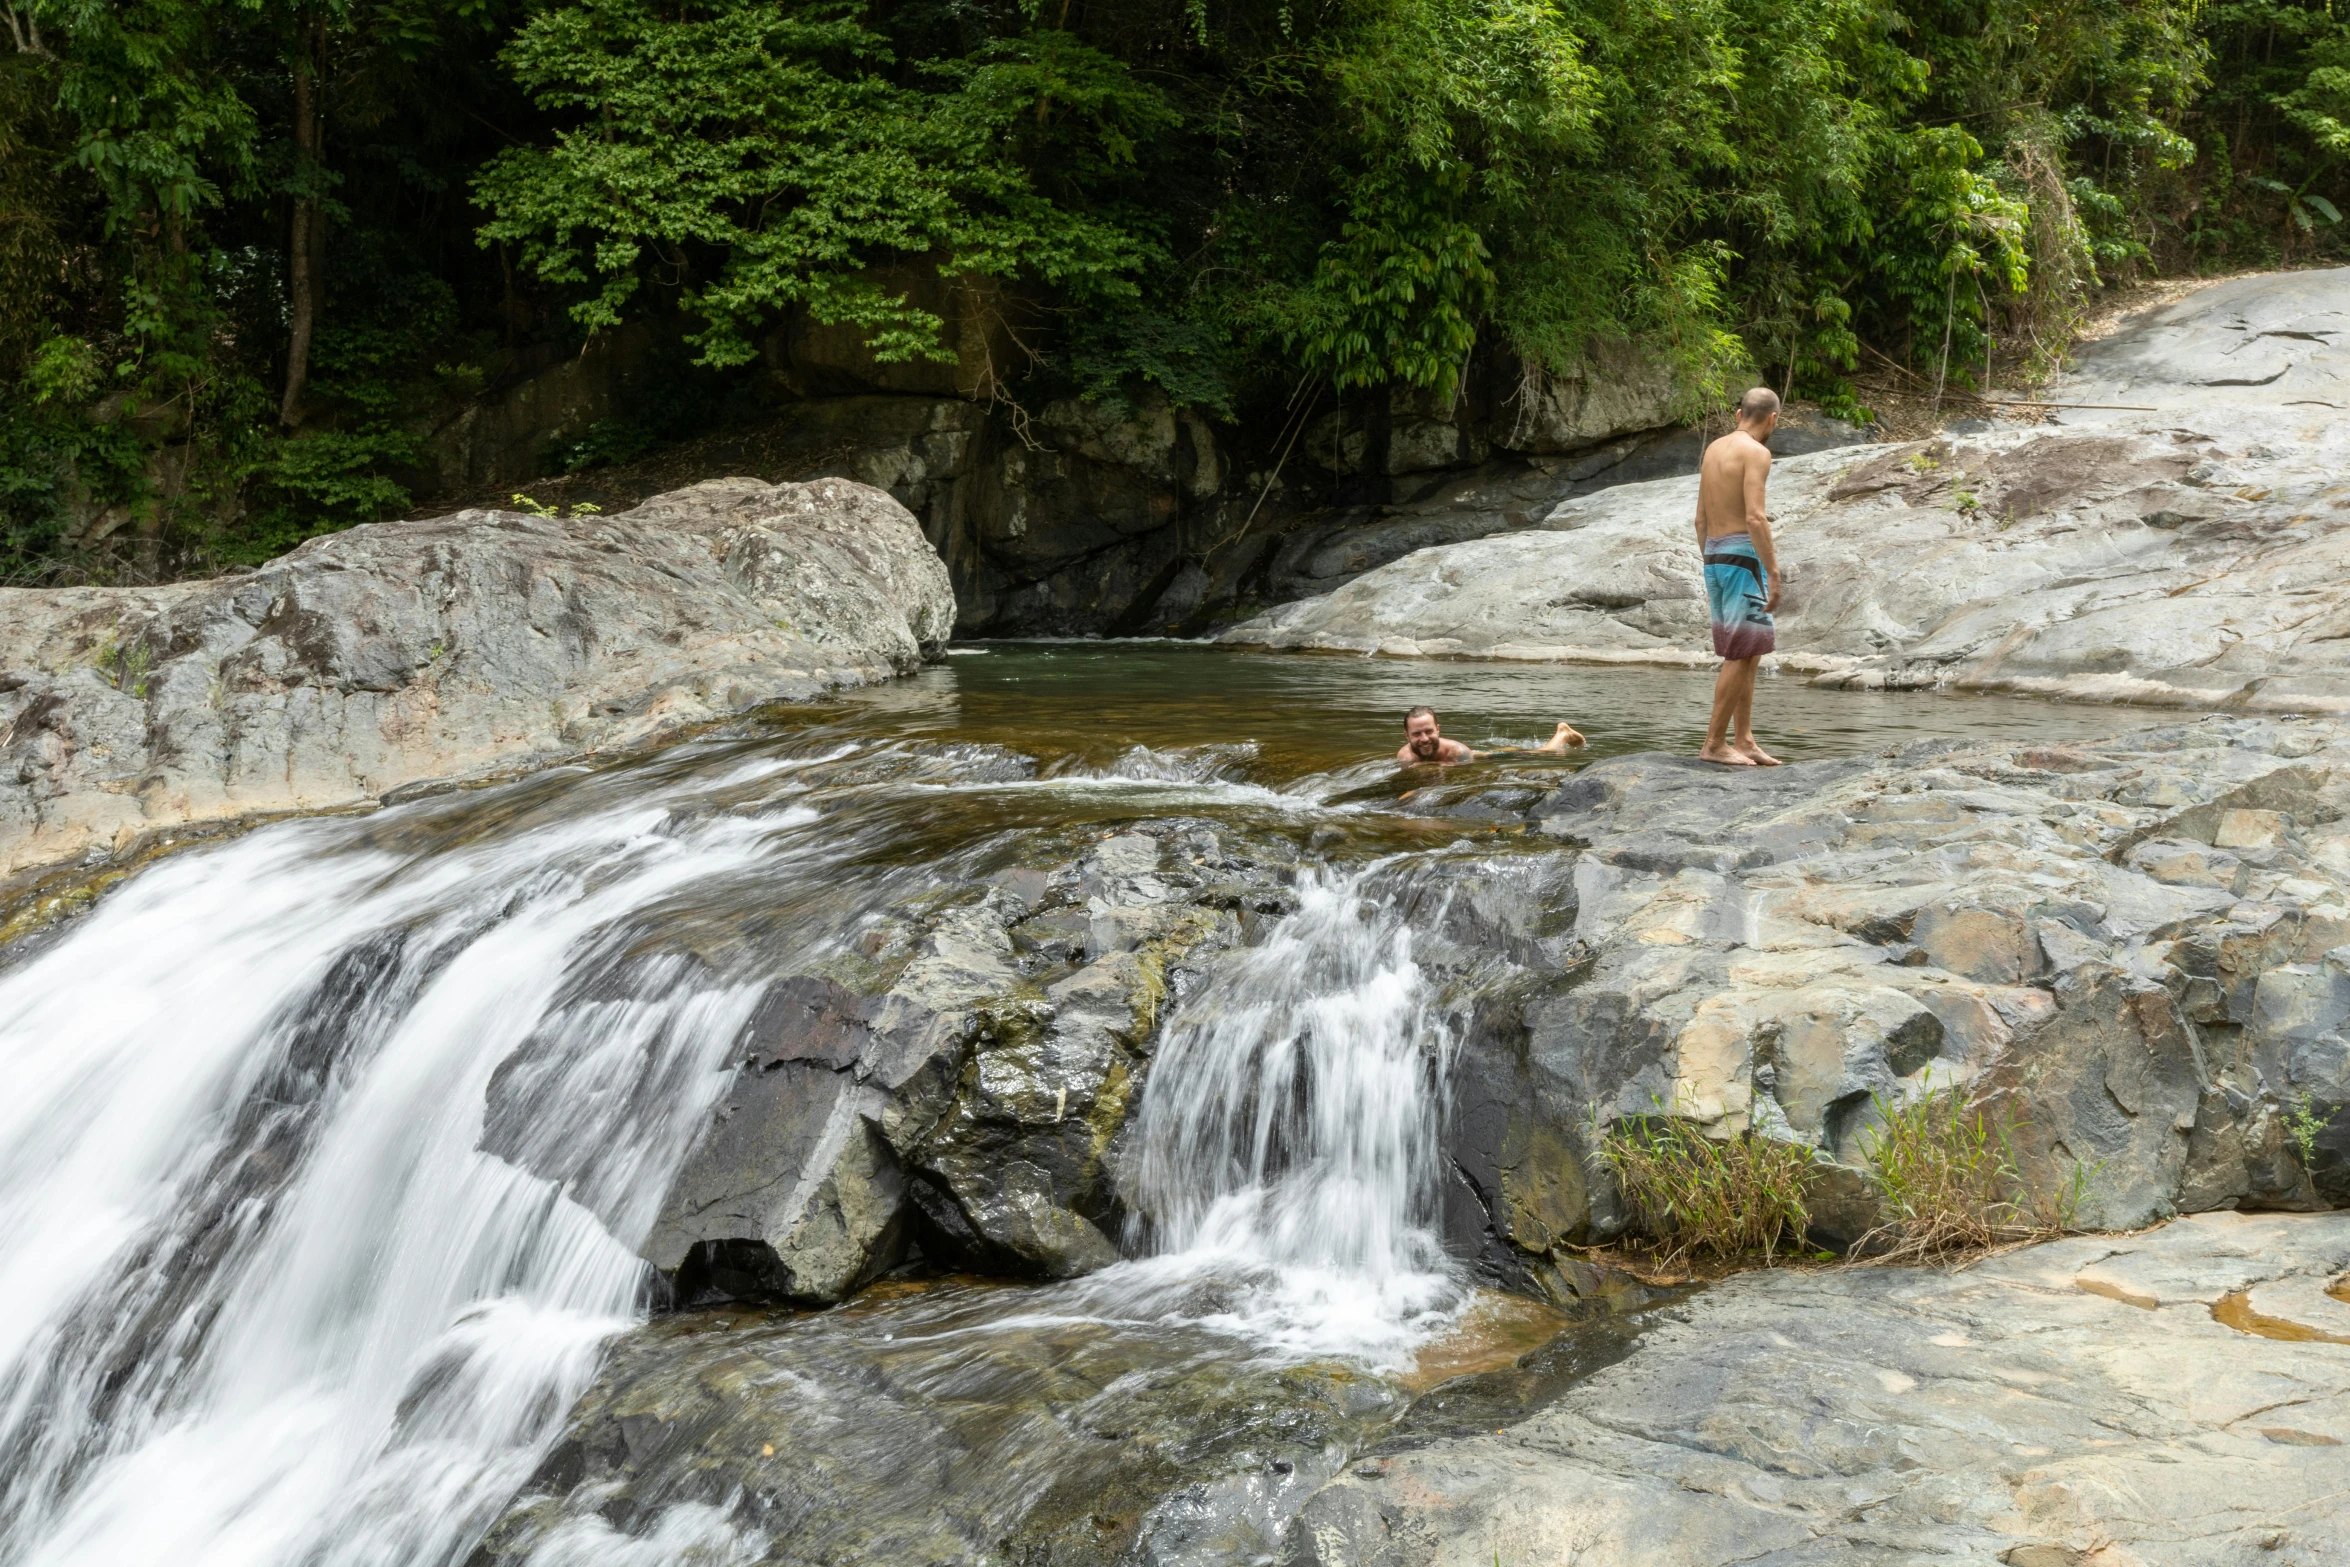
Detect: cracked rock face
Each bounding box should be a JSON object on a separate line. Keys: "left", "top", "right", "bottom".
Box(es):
{"left": 1418, "top": 715, "right": 2350, "bottom": 1287}
{"left": 1289, "top": 1210, "right": 2350, "bottom": 1567}
{"left": 0, "top": 477, "right": 956, "bottom": 880}
{"left": 1223, "top": 269, "right": 2350, "bottom": 715}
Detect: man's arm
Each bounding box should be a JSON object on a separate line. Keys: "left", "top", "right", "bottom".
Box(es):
{"left": 1743, "top": 447, "right": 1781, "bottom": 610}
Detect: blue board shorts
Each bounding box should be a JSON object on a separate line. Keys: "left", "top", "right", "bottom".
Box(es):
{"left": 1703, "top": 532, "right": 1774, "bottom": 661}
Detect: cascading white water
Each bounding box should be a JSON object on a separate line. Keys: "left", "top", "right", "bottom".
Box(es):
{"left": 1106, "top": 868, "right": 1465, "bottom": 1364}
{"left": 0, "top": 726, "right": 1468, "bottom": 1566}
{"left": 0, "top": 752, "right": 817, "bottom": 1567}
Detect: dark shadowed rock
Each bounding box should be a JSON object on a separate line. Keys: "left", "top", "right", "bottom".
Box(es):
{"left": 618, "top": 825, "right": 1271, "bottom": 1306}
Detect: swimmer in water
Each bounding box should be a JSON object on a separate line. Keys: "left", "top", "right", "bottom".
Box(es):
{"left": 1396, "top": 706, "right": 1584, "bottom": 765}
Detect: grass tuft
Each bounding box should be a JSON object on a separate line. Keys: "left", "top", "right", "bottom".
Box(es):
{"left": 1855, "top": 1090, "right": 2085, "bottom": 1265}
{"left": 1595, "top": 1109, "right": 1813, "bottom": 1267}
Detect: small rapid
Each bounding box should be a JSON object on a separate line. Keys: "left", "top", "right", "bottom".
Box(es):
{"left": 1115, "top": 870, "right": 1462, "bottom": 1361}
{"left": 0, "top": 727, "right": 1469, "bottom": 1567}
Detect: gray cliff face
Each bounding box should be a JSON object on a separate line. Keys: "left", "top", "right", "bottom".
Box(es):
{"left": 434, "top": 333, "right": 1876, "bottom": 638}
{"left": 1224, "top": 268, "right": 2350, "bottom": 714}
{"left": 0, "top": 477, "right": 956, "bottom": 880}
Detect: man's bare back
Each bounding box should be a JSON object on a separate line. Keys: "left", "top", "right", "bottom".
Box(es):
{"left": 1696, "top": 431, "right": 1775, "bottom": 547}
{"left": 1694, "top": 389, "right": 1785, "bottom": 767}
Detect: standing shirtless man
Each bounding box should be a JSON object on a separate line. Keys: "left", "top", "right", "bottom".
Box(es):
{"left": 1694, "top": 388, "right": 1784, "bottom": 766}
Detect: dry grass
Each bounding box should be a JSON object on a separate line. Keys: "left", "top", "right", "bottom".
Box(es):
{"left": 1596, "top": 1115, "right": 1814, "bottom": 1268}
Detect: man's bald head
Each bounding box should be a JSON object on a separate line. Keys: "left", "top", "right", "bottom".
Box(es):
{"left": 1736, "top": 387, "right": 1781, "bottom": 428}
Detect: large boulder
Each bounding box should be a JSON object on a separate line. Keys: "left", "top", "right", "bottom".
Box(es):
{"left": 597, "top": 820, "right": 1286, "bottom": 1305}
{"left": 0, "top": 477, "right": 956, "bottom": 879}
{"left": 1408, "top": 716, "right": 2350, "bottom": 1285}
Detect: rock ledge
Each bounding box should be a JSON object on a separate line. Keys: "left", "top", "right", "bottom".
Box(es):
{"left": 0, "top": 477, "right": 955, "bottom": 878}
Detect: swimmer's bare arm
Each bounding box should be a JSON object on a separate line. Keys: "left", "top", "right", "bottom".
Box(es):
{"left": 1743, "top": 444, "right": 1782, "bottom": 610}
{"left": 1463, "top": 724, "right": 1587, "bottom": 759}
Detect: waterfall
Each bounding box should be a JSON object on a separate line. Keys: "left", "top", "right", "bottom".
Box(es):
{"left": 0, "top": 752, "right": 810, "bottom": 1567}
{"left": 1106, "top": 868, "right": 1465, "bottom": 1364}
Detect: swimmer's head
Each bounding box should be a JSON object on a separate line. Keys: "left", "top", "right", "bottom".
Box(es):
{"left": 1404, "top": 706, "right": 1444, "bottom": 760}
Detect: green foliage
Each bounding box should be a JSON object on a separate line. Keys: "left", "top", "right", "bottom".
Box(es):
{"left": 1858, "top": 1090, "right": 2087, "bottom": 1263}
{"left": 2, "top": 0, "right": 2344, "bottom": 586}
{"left": 1595, "top": 1103, "right": 1815, "bottom": 1265}
{"left": 2284, "top": 1090, "right": 2332, "bottom": 1172}
{"left": 474, "top": 0, "right": 1166, "bottom": 367}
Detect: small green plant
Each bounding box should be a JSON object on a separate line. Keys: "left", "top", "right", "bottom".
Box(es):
{"left": 93, "top": 635, "right": 152, "bottom": 699}
{"left": 1858, "top": 1090, "right": 2085, "bottom": 1264}
{"left": 1952, "top": 485, "right": 1981, "bottom": 514}
{"left": 1594, "top": 1101, "right": 1813, "bottom": 1266}
{"left": 426, "top": 641, "right": 447, "bottom": 663}
{"left": 1904, "top": 450, "right": 1941, "bottom": 473}
{"left": 2249, "top": 174, "right": 2343, "bottom": 235}
{"left": 2284, "top": 1091, "right": 2331, "bottom": 1172}
{"left": 507, "top": 493, "right": 599, "bottom": 519}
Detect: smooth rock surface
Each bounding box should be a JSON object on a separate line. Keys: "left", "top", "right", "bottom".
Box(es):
{"left": 1289, "top": 1210, "right": 2350, "bottom": 1567}
{"left": 2056, "top": 268, "right": 2350, "bottom": 412}
{"left": 0, "top": 477, "right": 956, "bottom": 878}
{"left": 1224, "top": 270, "right": 2350, "bottom": 713}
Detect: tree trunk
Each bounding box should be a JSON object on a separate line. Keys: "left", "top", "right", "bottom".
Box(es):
{"left": 279, "top": 13, "right": 324, "bottom": 428}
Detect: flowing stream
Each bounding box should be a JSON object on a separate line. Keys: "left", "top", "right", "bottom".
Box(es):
{"left": 0, "top": 644, "right": 2181, "bottom": 1566}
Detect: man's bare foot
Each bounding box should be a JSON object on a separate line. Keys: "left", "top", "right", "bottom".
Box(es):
{"left": 1734, "top": 738, "right": 1782, "bottom": 766}
{"left": 1554, "top": 721, "right": 1585, "bottom": 748}
{"left": 1697, "top": 742, "right": 1757, "bottom": 766}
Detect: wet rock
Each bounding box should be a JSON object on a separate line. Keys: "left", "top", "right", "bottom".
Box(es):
{"left": 1284, "top": 1210, "right": 2350, "bottom": 1567}
{"left": 0, "top": 478, "right": 957, "bottom": 878}
{"left": 635, "top": 824, "right": 1268, "bottom": 1304}
{"left": 468, "top": 1279, "right": 1419, "bottom": 1567}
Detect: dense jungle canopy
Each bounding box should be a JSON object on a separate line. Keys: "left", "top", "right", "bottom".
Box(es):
{"left": 1, "top": 0, "right": 2346, "bottom": 581}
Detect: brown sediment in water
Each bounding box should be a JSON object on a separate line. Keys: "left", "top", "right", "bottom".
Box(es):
{"left": 2212, "top": 1289, "right": 2350, "bottom": 1344}
{"left": 1398, "top": 1291, "right": 1579, "bottom": 1393}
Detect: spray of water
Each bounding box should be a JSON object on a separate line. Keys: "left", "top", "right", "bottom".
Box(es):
{"left": 1101, "top": 868, "right": 1464, "bottom": 1364}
